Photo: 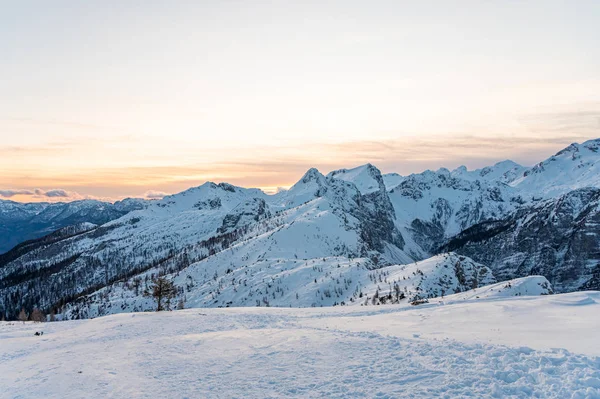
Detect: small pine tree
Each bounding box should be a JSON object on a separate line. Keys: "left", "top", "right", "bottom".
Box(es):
{"left": 18, "top": 308, "right": 28, "bottom": 323}
{"left": 372, "top": 289, "right": 379, "bottom": 305}
{"left": 147, "top": 277, "right": 177, "bottom": 311}
{"left": 176, "top": 298, "right": 185, "bottom": 310}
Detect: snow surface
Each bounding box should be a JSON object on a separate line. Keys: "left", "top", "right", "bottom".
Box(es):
{"left": 510, "top": 139, "right": 600, "bottom": 199}
{"left": 327, "top": 164, "right": 384, "bottom": 194}
{"left": 2, "top": 291, "right": 600, "bottom": 398}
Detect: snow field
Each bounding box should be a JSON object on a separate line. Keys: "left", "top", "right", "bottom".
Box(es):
{"left": 2, "top": 291, "right": 600, "bottom": 398}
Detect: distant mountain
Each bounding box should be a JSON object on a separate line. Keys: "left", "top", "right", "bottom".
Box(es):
{"left": 450, "top": 160, "right": 527, "bottom": 184}
{"left": 386, "top": 168, "right": 518, "bottom": 256}
{"left": 441, "top": 187, "right": 600, "bottom": 292}
{"left": 509, "top": 138, "right": 600, "bottom": 199}
{"left": 0, "top": 198, "right": 147, "bottom": 253}
{"left": 1, "top": 138, "right": 599, "bottom": 320}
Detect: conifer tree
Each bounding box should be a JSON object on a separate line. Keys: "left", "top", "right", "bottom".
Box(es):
{"left": 147, "top": 277, "right": 177, "bottom": 311}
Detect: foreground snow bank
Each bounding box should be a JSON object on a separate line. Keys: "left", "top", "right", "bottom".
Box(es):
{"left": 1, "top": 292, "right": 600, "bottom": 398}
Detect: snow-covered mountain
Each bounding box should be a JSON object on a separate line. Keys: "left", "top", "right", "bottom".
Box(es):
{"left": 1, "top": 138, "right": 599, "bottom": 320}
{"left": 450, "top": 160, "right": 527, "bottom": 184}
{"left": 386, "top": 168, "right": 518, "bottom": 256}
{"left": 442, "top": 187, "right": 600, "bottom": 292}
{"left": 0, "top": 167, "right": 414, "bottom": 319}
{"left": 509, "top": 138, "right": 600, "bottom": 199}
{"left": 0, "top": 198, "right": 147, "bottom": 254}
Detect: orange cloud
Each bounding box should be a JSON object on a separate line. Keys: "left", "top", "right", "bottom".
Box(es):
{"left": 2, "top": 131, "right": 597, "bottom": 203}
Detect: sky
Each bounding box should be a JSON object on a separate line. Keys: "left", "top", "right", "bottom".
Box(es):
{"left": 1, "top": 1, "right": 599, "bottom": 202}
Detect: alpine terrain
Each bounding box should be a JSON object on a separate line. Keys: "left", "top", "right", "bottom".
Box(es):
{"left": 0, "top": 139, "right": 599, "bottom": 321}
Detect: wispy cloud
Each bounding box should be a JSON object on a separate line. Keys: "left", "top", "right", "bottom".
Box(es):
{"left": 0, "top": 188, "right": 87, "bottom": 201}
{"left": 5, "top": 132, "right": 598, "bottom": 203}
{"left": 42, "top": 189, "right": 70, "bottom": 198}
{"left": 1, "top": 98, "right": 598, "bottom": 204}
{"left": 144, "top": 190, "right": 168, "bottom": 199}
{"left": 0, "top": 189, "right": 35, "bottom": 198}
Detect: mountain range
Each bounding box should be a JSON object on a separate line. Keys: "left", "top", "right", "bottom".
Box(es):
{"left": 0, "top": 198, "right": 146, "bottom": 253}
{"left": 1, "top": 138, "right": 599, "bottom": 320}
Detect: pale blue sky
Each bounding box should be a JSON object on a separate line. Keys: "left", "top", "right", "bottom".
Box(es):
{"left": 1, "top": 1, "right": 599, "bottom": 200}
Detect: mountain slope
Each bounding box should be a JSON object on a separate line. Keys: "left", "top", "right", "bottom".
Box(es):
{"left": 62, "top": 252, "right": 495, "bottom": 318}
{"left": 0, "top": 198, "right": 146, "bottom": 253}
{"left": 509, "top": 138, "right": 600, "bottom": 199}
{"left": 388, "top": 168, "right": 519, "bottom": 256}
{"left": 0, "top": 168, "right": 413, "bottom": 319}
{"left": 441, "top": 187, "right": 600, "bottom": 292}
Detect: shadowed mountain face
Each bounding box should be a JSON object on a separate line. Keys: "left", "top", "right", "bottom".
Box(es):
{"left": 441, "top": 187, "right": 600, "bottom": 292}
{"left": 1, "top": 138, "right": 599, "bottom": 320}
{"left": 0, "top": 198, "right": 147, "bottom": 254}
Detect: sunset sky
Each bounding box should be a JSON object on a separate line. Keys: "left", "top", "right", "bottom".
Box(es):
{"left": 2, "top": 1, "right": 599, "bottom": 202}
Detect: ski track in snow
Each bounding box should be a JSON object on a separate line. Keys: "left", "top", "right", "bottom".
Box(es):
{"left": 2, "top": 292, "right": 600, "bottom": 399}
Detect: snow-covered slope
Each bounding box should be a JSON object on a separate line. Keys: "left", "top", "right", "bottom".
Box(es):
{"left": 441, "top": 275, "right": 553, "bottom": 302}
{"left": 327, "top": 163, "right": 385, "bottom": 194}
{"left": 510, "top": 138, "right": 600, "bottom": 198}
{"left": 450, "top": 160, "right": 527, "bottom": 184}
{"left": 2, "top": 291, "right": 600, "bottom": 398}
{"left": 61, "top": 252, "right": 496, "bottom": 318}
{"left": 0, "top": 198, "right": 146, "bottom": 253}
{"left": 382, "top": 172, "right": 404, "bottom": 190}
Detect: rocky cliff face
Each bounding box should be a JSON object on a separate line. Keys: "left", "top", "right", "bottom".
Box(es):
{"left": 441, "top": 188, "right": 600, "bottom": 292}
{"left": 387, "top": 168, "right": 518, "bottom": 254}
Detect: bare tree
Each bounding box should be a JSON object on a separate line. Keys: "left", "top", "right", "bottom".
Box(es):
{"left": 30, "top": 308, "right": 46, "bottom": 322}
{"left": 18, "top": 308, "right": 28, "bottom": 323}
